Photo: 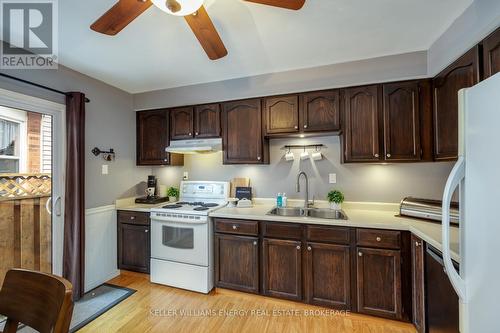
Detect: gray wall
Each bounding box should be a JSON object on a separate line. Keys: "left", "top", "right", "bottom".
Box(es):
{"left": 0, "top": 66, "right": 150, "bottom": 209}
{"left": 428, "top": 0, "right": 500, "bottom": 76}
{"left": 134, "top": 51, "right": 427, "bottom": 110}
{"left": 153, "top": 136, "right": 454, "bottom": 203}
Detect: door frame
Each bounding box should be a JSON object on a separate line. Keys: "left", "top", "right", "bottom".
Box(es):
{"left": 0, "top": 87, "right": 66, "bottom": 276}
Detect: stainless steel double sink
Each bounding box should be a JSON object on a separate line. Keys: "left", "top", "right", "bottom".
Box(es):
{"left": 267, "top": 207, "right": 348, "bottom": 220}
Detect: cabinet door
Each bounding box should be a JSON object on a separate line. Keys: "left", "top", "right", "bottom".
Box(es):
{"left": 215, "top": 234, "right": 259, "bottom": 293}
{"left": 118, "top": 223, "right": 150, "bottom": 273}
{"left": 305, "top": 242, "right": 351, "bottom": 309}
{"left": 222, "top": 99, "right": 266, "bottom": 164}
{"left": 136, "top": 109, "right": 170, "bottom": 165}
{"left": 301, "top": 90, "right": 340, "bottom": 132}
{"left": 433, "top": 46, "right": 480, "bottom": 160}
{"left": 411, "top": 235, "right": 425, "bottom": 333}
{"left": 356, "top": 247, "right": 402, "bottom": 319}
{"left": 483, "top": 27, "right": 500, "bottom": 79}
{"left": 343, "top": 85, "right": 381, "bottom": 162}
{"left": 194, "top": 104, "right": 221, "bottom": 138}
{"left": 262, "top": 238, "right": 302, "bottom": 301}
{"left": 382, "top": 81, "right": 421, "bottom": 161}
{"left": 264, "top": 95, "right": 299, "bottom": 134}
{"left": 170, "top": 107, "right": 194, "bottom": 140}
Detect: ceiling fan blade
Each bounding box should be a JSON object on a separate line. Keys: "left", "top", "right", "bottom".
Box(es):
{"left": 184, "top": 6, "right": 227, "bottom": 60}
{"left": 91, "top": 0, "right": 153, "bottom": 35}
{"left": 244, "top": 0, "right": 305, "bottom": 10}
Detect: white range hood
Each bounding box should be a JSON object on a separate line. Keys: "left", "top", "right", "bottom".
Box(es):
{"left": 165, "top": 138, "right": 222, "bottom": 154}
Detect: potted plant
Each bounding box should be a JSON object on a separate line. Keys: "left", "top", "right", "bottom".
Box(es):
{"left": 327, "top": 190, "right": 344, "bottom": 210}
{"left": 167, "top": 187, "right": 179, "bottom": 202}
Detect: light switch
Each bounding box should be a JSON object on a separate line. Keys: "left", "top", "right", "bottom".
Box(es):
{"left": 329, "top": 173, "right": 337, "bottom": 184}
{"left": 183, "top": 171, "right": 189, "bottom": 180}
{"left": 102, "top": 164, "right": 109, "bottom": 175}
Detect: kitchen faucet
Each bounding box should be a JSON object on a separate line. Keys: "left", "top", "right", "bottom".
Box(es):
{"left": 296, "top": 171, "right": 314, "bottom": 209}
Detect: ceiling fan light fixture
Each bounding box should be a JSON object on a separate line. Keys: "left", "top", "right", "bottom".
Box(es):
{"left": 151, "top": 0, "right": 204, "bottom": 16}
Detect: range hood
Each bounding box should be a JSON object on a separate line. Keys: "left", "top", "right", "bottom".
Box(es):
{"left": 165, "top": 138, "right": 222, "bottom": 154}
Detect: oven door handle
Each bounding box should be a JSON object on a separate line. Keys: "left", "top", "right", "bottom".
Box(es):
{"left": 152, "top": 220, "right": 207, "bottom": 226}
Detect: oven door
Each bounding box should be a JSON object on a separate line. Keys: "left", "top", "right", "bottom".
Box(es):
{"left": 151, "top": 219, "right": 209, "bottom": 267}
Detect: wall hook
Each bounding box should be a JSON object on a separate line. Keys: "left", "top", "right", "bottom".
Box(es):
{"left": 92, "top": 147, "right": 115, "bottom": 161}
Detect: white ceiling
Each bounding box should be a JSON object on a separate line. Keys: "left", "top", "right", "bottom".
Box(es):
{"left": 59, "top": 0, "right": 472, "bottom": 93}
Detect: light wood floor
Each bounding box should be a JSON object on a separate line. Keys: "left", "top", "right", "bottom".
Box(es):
{"left": 78, "top": 271, "right": 416, "bottom": 333}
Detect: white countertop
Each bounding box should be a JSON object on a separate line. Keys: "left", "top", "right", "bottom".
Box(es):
{"left": 115, "top": 197, "right": 460, "bottom": 262}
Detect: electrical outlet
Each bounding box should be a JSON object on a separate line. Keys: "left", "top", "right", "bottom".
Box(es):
{"left": 329, "top": 173, "right": 337, "bottom": 184}
{"left": 102, "top": 164, "right": 109, "bottom": 175}
{"left": 183, "top": 171, "right": 189, "bottom": 180}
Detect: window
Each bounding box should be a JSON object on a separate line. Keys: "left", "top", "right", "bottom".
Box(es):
{"left": 0, "top": 118, "right": 20, "bottom": 173}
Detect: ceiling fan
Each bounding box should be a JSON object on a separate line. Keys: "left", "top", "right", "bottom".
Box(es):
{"left": 91, "top": 0, "right": 306, "bottom": 60}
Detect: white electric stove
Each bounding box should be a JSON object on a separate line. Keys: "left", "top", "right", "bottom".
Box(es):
{"left": 150, "top": 181, "right": 229, "bottom": 293}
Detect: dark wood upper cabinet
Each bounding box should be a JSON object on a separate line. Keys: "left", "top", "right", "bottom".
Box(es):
{"left": 342, "top": 85, "right": 381, "bottom": 162}
{"left": 215, "top": 234, "right": 259, "bottom": 294}
{"left": 194, "top": 103, "right": 221, "bottom": 138}
{"left": 411, "top": 235, "right": 425, "bottom": 333}
{"left": 433, "top": 46, "right": 480, "bottom": 161}
{"left": 305, "top": 242, "right": 351, "bottom": 309}
{"left": 382, "top": 81, "right": 421, "bottom": 161}
{"left": 222, "top": 99, "right": 268, "bottom": 164}
{"left": 264, "top": 95, "right": 299, "bottom": 135}
{"left": 301, "top": 90, "right": 340, "bottom": 132}
{"left": 117, "top": 211, "right": 151, "bottom": 274}
{"left": 137, "top": 109, "right": 176, "bottom": 166}
{"left": 262, "top": 238, "right": 302, "bottom": 301}
{"left": 356, "top": 247, "right": 402, "bottom": 320}
{"left": 483, "top": 27, "right": 500, "bottom": 79}
{"left": 170, "top": 107, "right": 194, "bottom": 140}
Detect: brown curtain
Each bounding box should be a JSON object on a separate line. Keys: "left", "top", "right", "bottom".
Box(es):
{"left": 63, "top": 92, "right": 86, "bottom": 301}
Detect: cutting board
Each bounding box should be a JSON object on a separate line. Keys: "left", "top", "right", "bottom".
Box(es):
{"left": 231, "top": 177, "right": 250, "bottom": 197}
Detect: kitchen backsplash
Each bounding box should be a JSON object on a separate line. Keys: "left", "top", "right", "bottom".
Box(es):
{"left": 153, "top": 136, "right": 454, "bottom": 203}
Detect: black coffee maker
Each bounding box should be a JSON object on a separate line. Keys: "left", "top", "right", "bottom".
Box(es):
{"left": 146, "top": 175, "right": 157, "bottom": 199}
{"left": 135, "top": 175, "right": 167, "bottom": 204}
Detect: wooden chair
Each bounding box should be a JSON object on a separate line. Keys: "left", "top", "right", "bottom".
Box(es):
{"left": 0, "top": 269, "right": 73, "bottom": 333}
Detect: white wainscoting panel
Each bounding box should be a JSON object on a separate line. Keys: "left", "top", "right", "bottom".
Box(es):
{"left": 85, "top": 205, "right": 120, "bottom": 292}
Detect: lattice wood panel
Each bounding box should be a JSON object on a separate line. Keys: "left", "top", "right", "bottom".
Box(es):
{"left": 0, "top": 174, "right": 51, "bottom": 199}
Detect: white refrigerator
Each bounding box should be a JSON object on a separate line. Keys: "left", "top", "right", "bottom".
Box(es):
{"left": 442, "top": 72, "right": 500, "bottom": 333}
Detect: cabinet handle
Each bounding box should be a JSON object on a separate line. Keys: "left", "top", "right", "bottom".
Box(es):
{"left": 358, "top": 252, "right": 363, "bottom": 257}
{"left": 195, "top": 132, "right": 199, "bottom": 136}
{"left": 415, "top": 241, "right": 421, "bottom": 247}
{"left": 130, "top": 216, "right": 135, "bottom": 220}
{"left": 145, "top": 229, "right": 149, "bottom": 233}
{"left": 294, "top": 126, "right": 298, "bottom": 129}
{"left": 296, "top": 245, "right": 301, "bottom": 250}
{"left": 303, "top": 125, "right": 308, "bottom": 129}
{"left": 189, "top": 132, "right": 192, "bottom": 136}
{"left": 387, "top": 153, "right": 392, "bottom": 158}
{"left": 307, "top": 246, "right": 312, "bottom": 251}
{"left": 253, "top": 241, "right": 257, "bottom": 246}
{"left": 164, "top": 158, "right": 168, "bottom": 162}
{"left": 257, "top": 156, "right": 261, "bottom": 161}
{"left": 232, "top": 225, "right": 238, "bottom": 230}
{"left": 376, "top": 237, "right": 381, "bottom": 242}
{"left": 374, "top": 153, "right": 379, "bottom": 158}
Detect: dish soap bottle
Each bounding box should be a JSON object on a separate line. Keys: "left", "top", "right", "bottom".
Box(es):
{"left": 277, "top": 193, "right": 283, "bottom": 208}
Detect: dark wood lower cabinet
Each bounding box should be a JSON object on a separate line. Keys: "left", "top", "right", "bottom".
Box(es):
{"left": 262, "top": 238, "right": 302, "bottom": 301}
{"left": 411, "top": 235, "right": 425, "bottom": 333}
{"left": 118, "top": 222, "right": 150, "bottom": 273}
{"left": 305, "top": 242, "right": 351, "bottom": 309}
{"left": 214, "top": 234, "right": 259, "bottom": 293}
{"left": 356, "top": 247, "right": 402, "bottom": 320}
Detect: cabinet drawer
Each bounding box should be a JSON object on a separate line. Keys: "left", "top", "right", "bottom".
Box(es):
{"left": 357, "top": 229, "right": 401, "bottom": 249}
{"left": 306, "top": 225, "right": 351, "bottom": 244}
{"left": 214, "top": 219, "right": 259, "bottom": 236}
{"left": 262, "top": 222, "right": 302, "bottom": 240}
{"left": 117, "top": 210, "right": 150, "bottom": 225}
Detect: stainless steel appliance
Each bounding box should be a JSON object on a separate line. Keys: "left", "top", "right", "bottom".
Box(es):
{"left": 399, "top": 197, "right": 459, "bottom": 224}
{"left": 150, "top": 181, "right": 229, "bottom": 293}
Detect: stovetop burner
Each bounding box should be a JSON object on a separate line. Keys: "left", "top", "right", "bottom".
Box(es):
{"left": 162, "top": 204, "right": 183, "bottom": 209}
{"left": 193, "top": 207, "right": 209, "bottom": 211}
{"left": 173, "top": 201, "right": 219, "bottom": 207}
{"left": 202, "top": 203, "right": 218, "bottom": 208}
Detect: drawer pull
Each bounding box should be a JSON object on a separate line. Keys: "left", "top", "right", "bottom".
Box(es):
{"left": 304, "top": 125, "right": 308, "bottom": 129}
{"left": 253, "top": 241, "right": 257, "bottom": 246}
{"left": 358, "top": 252, "right": 363, "bottom": 257}
{"left": 296, "top": 245, "right": 301, "bottom": 250}
{"left": 130, "top": 216, "right": 135, "bottom": 220}
{"left": 145, "top": 229, "right": 149, "bottom": 233}
{"left": 415, "top": 241, "right": 421, "bottom": 247}
{"left": 374, "top": 153, "right": 379, "bottom": 158}
{"left": 376, "top": 237, "right": 381, "bottom": 242}
{"left": 307, "top": 246, "right": 312, "bottom": 251}
{"left": 232, "top": 225, "right": 238, "bottom": 230}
